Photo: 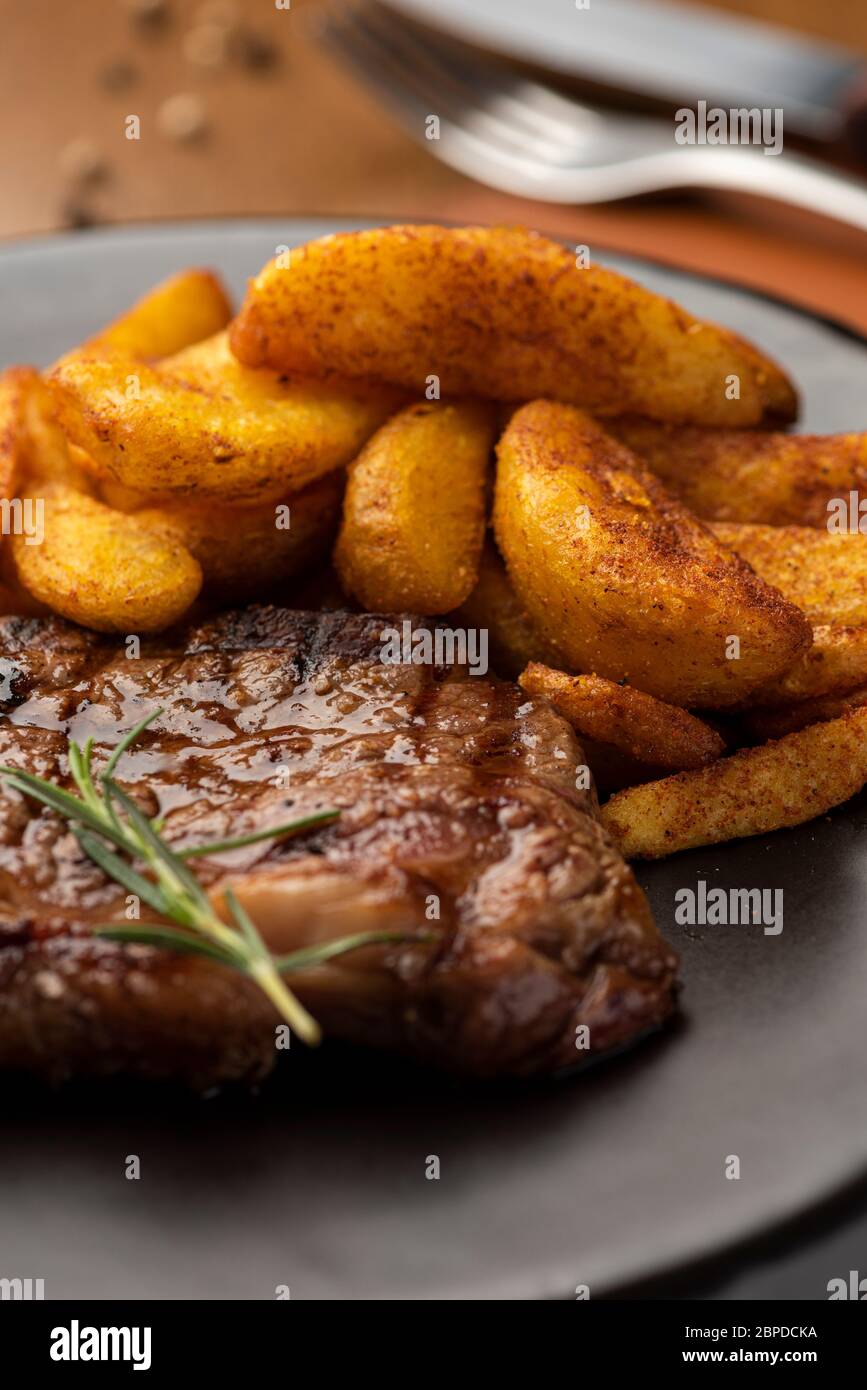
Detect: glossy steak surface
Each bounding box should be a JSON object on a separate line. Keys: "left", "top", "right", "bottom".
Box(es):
{"left": 0, "top": 608, "right": 677, "bottom": 1085}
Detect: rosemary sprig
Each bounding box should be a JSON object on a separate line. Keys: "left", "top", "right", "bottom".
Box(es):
{"left": 0, "top": 710, "right": 418, "bottom": 1047}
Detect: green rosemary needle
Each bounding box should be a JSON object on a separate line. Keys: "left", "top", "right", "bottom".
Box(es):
{"left": 0, "top": 709, "right": 417, "bottom": 1047}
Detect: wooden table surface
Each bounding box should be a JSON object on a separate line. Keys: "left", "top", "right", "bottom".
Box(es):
{"left": 1, "top": 0, "right": 865, "bottom": 334}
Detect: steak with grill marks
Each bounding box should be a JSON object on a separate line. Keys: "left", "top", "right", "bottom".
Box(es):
{"left": 0, "top": 607, "right": 678, "bottom": 1086}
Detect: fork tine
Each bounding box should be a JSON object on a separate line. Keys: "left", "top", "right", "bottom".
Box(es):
{"left": 318, "top": 0, "right": 667, "bottom": 203}
{"left": 366, "top": 2, "right": 605, "bottom": 155}
{"left": 322, "top": 0, "right": 581, "bottom": 164}
{"left": 319, "top": 7, "right": 446, "bottom": 136}
{"left": 365, "top": 4, "right": 605, "bottom": 147}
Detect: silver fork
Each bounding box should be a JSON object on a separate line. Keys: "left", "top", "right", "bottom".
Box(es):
{"left": 319, "top": 0, "right": 867, "bottom": 233}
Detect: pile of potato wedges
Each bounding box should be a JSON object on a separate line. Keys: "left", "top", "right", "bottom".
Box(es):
{"left": 3, "top": 223, "right": 867, "bottom": 861}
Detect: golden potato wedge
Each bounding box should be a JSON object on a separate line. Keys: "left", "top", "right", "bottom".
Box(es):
{"left": 743, "top": 685, "right": 867, "bottom": 741}
{"left": 50, "top": 331, "right": 402, "bottom": 503}
{"left": 519, "top": 663, "right": 725, "bottom": 771}
{"left": 610, "top": 419, "right": 867, "bottom": 527}
{"left": 450, "top": 541, "right": 550, "bottom": 678}
{"left": 0, "top": 367, "right": 36, "bottom": 502}
{"left": 493, "top": 403, "right": 811, "bottom": 707}
{"left": 709, "top": 522, "right": 867, "bottom": 627}
{"left": 53, "top": 268, "right": 233, "bottom": 366}
{"left": 12, "top": 483, "right": 202, "bottom": 633}
{"left": 135, "top": 470, "right": 343, "bottom": 600}
{"left": 230, "top": 225, "right": 795, "bottom": 426}
{"left": 601, "top": 706, "right": 867, "bottom": 858}
{"left": 750, "top": 623, "right": 867, "bottom": 705}
{"left": 334, "top": 401, "right": 495, "bottom": 613}
{"left": 0, "top": 366, "right": 96, "bottom": 502}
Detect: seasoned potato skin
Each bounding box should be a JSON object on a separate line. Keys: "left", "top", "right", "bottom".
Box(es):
{"left": 335, "top": 401, "right": 495, "bottom": 613}
{"left": 519, "top": 663, "right": 725, "bottom": 771}
{"left": 53, "top": 268, "right": 233, "bottom": 366}
{"left": 602, "top": 706, "right": 867, "bottom": 859}
{"left": 610, "top": 420, "right": 867, "bottom": 526}
{"left": 710, "top": 522, "right": 867, "bottom": 627}
{"left": 493, "top": 402, "right": 811, "bottom": 707}
{"left": 230, "top": 225, "right": 795, "bottom": 426}
{"left": 135, "top": 471, "right": 344, "bottom": 600}
{"left": 12, "top": 483, "right": 202, "bottom": 633}
{"left": 50, "top": 331, "right": 402, "bottom": 503}
{"left": 450, "top": 540, "right": 551, "bottom": 678}
{"left": 751, "top": 623, "right": 867, "bottom": 705}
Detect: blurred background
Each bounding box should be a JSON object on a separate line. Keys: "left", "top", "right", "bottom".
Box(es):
{"left": 0, "top": 0, "right": 865, "bottom": 325}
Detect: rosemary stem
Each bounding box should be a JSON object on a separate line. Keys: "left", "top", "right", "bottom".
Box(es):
{"left": 249, "top": 958, "right": 322, "bottom": 1045}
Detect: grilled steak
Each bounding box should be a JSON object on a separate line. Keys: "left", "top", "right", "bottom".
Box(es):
{"left": 0, "top": 607, "right": 678, "bottom": 1086}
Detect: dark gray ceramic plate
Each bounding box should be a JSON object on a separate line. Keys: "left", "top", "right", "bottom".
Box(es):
{"left": 1, "top": 219, "right": 866, "bottom": 1301}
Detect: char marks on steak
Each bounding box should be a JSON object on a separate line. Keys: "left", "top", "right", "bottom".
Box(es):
{"left": 0, "top": 608, "right": 678, "bottom": 1085}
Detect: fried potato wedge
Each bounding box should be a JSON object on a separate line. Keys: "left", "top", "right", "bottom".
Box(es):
{"left": 744, "top": 685, "right": 867, "bottom": 741}
{"left": 450, "top": 541, "right": 550, "bottom": 679}
{"left": 0, "top": 366, "right": 96, "bottom": 499}
{"left": 0, "top": 367, "right": 36, "bottom": 502}
{"left": 334, "top": 401, "right": 495, "bottom": 613}
{"left": 135, "top": 470, "right": 343, "bottom": 600}
{"left": 50, "top": 331, "right": 402, "bottom": 503}
{"left": 53, "top": 268, "right": 233, "bottom": 366}
{"left": 750, "top": 623, "right": 867, "bottom": 705}
{"left": 519, "top": 663, "right": 725, "bottom": 771}
{"left": 601, "top": 705, "right": 867, "bottom": 858}
{"left": 710, "top": 522, "right": 867, "bottom": 627}
{"left": 610, "top": 420, "right": 867, "bottom": 527}
{"left": 12, "top": 483, "right": 202, "bottom": 633}
{"left": 0, "top": 377, "right": 51, "bottom": 615}
{"left": 230, "top": 225, "right": 795, "bottom": 426}
{"left": 493, "top": 403, "right": 811, "bottom": 707}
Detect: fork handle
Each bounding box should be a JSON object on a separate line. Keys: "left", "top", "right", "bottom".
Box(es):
{"left": 674, "top": 145, "right": 867, "bottom": 234}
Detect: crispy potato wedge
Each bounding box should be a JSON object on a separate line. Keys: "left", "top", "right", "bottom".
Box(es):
{"left": 710, "top": 522, "right": 867, "bottom": 626}
{"left": 0, "top": 366, "right": 96, "bottom": 499}
{"left": 53, "top": 268, "right": 233, "bottom": 366}
{"left": 50, "top": 331, "right": 403, "bottom": 503}
{"left": 610, "top": 420, "right": 867, "bottom": 527}
{"left": 334, "top": 401, "right": 495, "bottom": 613}
{"left": 230, "top": 225, "right": 795, "bottom": 426}
{"left": 750, "top": 623, "right": 867, "bottom": 705}
{"left": 0, "top": 380, "right": 51, "bottom": 614}
{"left": 450, "top": 540, "right": 550, "bottom": 679}
{"left": 0, "top": 367, "right": 36, "bottom": 502}
{"left": 493, "top": 403, "right": 811, "bottom": 707}
{"left": 135, "top": 470, "right": 344, "bottom": 600}
{"left": 519, "top": 663, "right": 725, "bottom": 771}
{"left": 601, "top": 705, "right": 867, "bottom": 858}
{"left": 12, "top": 483, "right": 202, "bottom": 633}
{"left": 744, "top": 685, "right": 867, "bottom": 741}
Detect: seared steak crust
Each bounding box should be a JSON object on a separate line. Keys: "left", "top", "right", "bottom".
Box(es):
{"left": 0, "top": 608, "right": 677, "bottom": 1086}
